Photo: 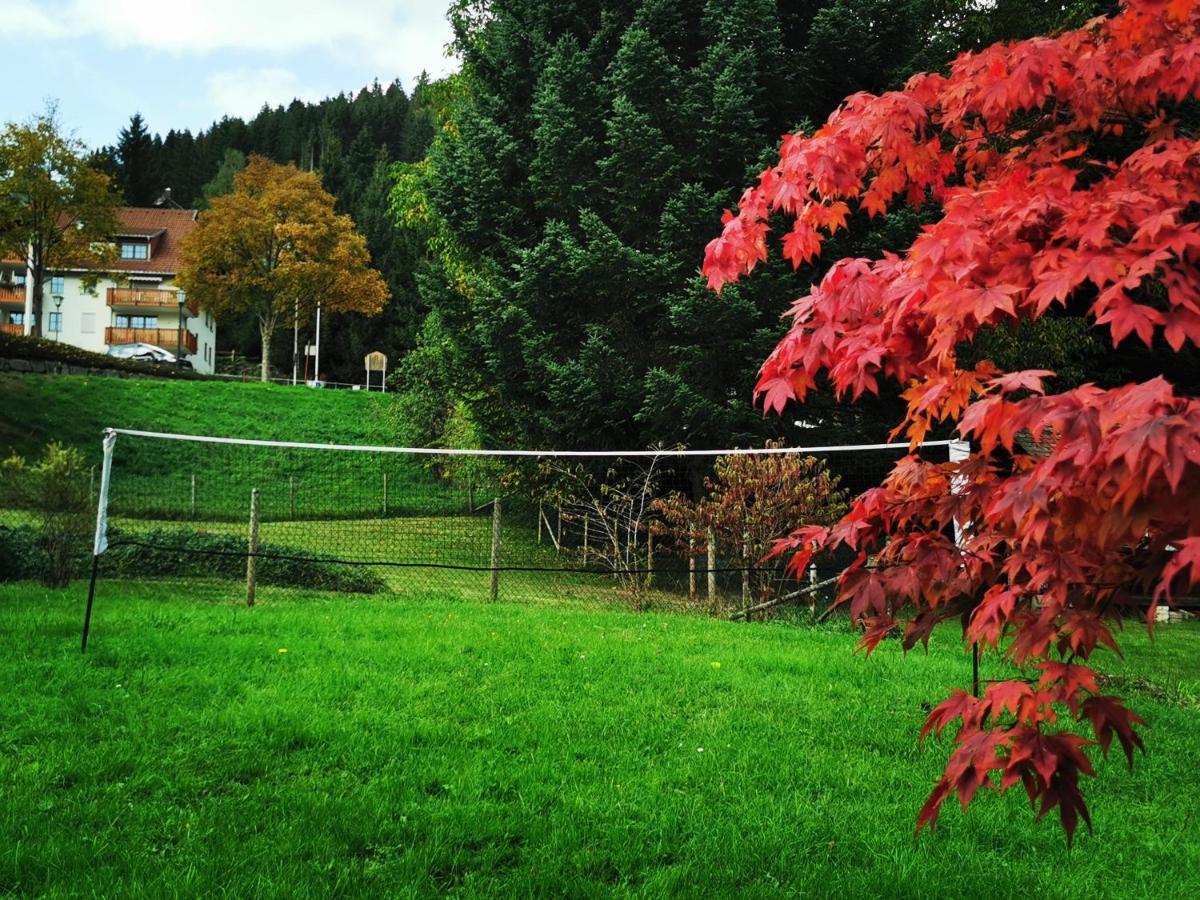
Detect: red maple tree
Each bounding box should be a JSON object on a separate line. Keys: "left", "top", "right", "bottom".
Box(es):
{"left": 704, "top": 0, "right": 1200, "bottom": 842}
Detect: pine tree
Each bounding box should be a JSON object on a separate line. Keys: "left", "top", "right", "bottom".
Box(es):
{"left": 116, "top": 113, "right": 159, "bottom": 206}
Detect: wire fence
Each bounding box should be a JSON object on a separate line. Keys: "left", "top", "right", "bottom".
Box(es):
{"left": 0, "top": 429, "right": 964, "bottom": 645}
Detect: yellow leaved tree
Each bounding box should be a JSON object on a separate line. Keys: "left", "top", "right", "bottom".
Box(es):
{"left": 178, "top": 155, "right": 389, "bottom": 381}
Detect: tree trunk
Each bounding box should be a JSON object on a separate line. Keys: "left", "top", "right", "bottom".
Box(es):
{"left": 259, "top": 321, "right": 273, "bottom": 382}
{"left": 29, "top": 266, "right": 44, "bottom": 339}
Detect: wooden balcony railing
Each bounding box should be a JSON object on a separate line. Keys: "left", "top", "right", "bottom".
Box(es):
{"left": 0, "top": 285, "right": 24, "bottom": 304}
{"left": 105, "top": 326, "right": 197, "bottom": 354}
{"left": 107, "top": 287, "right": 197, "bottom": 314}
{"left": 0, "top": 323, "right": 23, "bottom": 336}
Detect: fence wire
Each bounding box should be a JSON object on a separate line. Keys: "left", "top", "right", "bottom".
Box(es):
{"left": 0, "top": 431, "right": 960, "bottom": 625}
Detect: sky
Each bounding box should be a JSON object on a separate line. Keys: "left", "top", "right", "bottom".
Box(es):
{"left": 3, "top": 0, "right": 458, "bottom": 149}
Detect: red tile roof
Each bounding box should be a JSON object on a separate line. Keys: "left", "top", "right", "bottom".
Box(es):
{"left": 107, "top": 207, "right": 198, "bottom": 276}
{"left": 0, "top": 207, "right": 198, "bottom": 276}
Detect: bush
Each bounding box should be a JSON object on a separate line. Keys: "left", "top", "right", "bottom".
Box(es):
{"left": 0, "top": 444, "right": 92, "bottom": 587}
{"left": 0, "top": 525, "right": 385, "bottom": 594}
{"left": 102, "top": 529, "right": 386, "bottom": 594}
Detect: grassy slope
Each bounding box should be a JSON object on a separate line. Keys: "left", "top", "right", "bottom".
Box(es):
{"left": 2, "top": 583, "right": 1198, "bottom": 898}
{"left": 0, "top": 373, "right": 392, "bottom": 458}
{"left": 0, "top": 374, "right": 443, "bottom": 520}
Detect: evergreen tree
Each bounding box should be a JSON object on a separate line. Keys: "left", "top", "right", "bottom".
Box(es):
{"left": 116, "top": 113, "right": 159, "bottom": 205}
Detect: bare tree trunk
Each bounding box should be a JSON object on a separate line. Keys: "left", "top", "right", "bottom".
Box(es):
{"left": 258, "top": 315, "right": 275, "bottom": 383}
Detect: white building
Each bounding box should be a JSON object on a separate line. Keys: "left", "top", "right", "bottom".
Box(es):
{"left": 0, "top": 207, "right": 218, "bottom": 374}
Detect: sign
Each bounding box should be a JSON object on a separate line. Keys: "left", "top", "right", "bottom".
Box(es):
{"left": 364, "top": 351, "right": 388, "bottom": 391}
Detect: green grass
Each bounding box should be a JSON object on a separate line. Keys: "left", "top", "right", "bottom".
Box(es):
{"left": 2, "top": 582, "right": 1198, "bottom": 898}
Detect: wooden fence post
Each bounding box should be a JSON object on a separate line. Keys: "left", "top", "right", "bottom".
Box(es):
{"left": 646, "top": 531, "right": 655, "bottom": 589}
{"left": 742, "top": 531, "right": 751, "bottom": 611}
{"left": 706, "top": 527, "right": 717, "bottom": 605}
{"left": 688, "top": 536, "right": 697, "bottom": 599}
{"left": 489, "top": 498, "right": 502, "bottom": 602}
{"left": 246, "top": 488, "right": 261, "bottom": 607}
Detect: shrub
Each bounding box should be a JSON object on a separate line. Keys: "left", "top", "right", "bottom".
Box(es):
{"left": 0, "top": 444, "right": 92, "bottom": 587}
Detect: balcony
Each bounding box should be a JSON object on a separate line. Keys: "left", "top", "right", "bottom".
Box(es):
{"left": 105, "top": 326, "right": 197, "bottom": 355}
{"left": 0, "top": 285, "right": 24, "bottom": 305}
{"left": 107, "top": 287, "right": 197, "bottom": 314}
{"left": 1, "top": 323, "right": 23, "bottom": 336}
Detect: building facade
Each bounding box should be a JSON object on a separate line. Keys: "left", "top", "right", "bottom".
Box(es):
{"left": 0, "top": 207, "right": 217, "bottom": 374}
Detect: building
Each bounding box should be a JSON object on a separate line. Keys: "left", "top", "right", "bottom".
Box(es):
{"left": 0, "top": 207, "right": 217, "bottom": 374}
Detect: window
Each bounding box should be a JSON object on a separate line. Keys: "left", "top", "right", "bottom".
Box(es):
{"left": 80, "top": 312, "right": 96, "bottom": 334}
{"left": 48, "top": 312, "right": 62, "bottom": 333}
{"left": 115, "top": 314, "right": 158, "bottom": 329}
{"left": 120, "top": 242, "right": 149, "bottom": 260}
{"left": 50, "top": 276, "right": 64, "bottom": 295}
{"left": 7, "top": 312, "right": 23, "bottom": 326}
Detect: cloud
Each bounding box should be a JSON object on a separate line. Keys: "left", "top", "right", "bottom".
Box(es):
{"left": 203, "top": 68, "right": 326, "bottom": 122}
{"left": 3, "top": 0, "right": 456, "bottom": 74}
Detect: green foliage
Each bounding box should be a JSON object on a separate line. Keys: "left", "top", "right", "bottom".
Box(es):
{"left": 0, "top": 585, "right": 1197, "bottom": 894}
{"left": 406, "top": 0, "right": 1102, "bottom": 453}
{"left": 0, "top": 106, "right": 120, "bottom": 338}
{"left": 198, "top": 147, "right": 246, "bottom": 206}
{"left": 115, "top": 113, "right": 159, "bottom": 206}
{"left": 0, "top": 444, "right": 91, "bottom": 587}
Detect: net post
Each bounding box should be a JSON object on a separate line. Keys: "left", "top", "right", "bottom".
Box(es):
{"left": 382, "top": 472, "right": 389, "bottom": 518}
{"left": 706, "top": 527, "right": 717, "bottom": 606}
{"left": 582, "top": 514, "right": 590, "bottom": 564}
{"left": 246, "top": 488, "right": 261, "bottom": 607}
{"left": 537, "top": 500, "right": 543, "bottom": 544}
{"left": 489, "top": 498, "right": 502, "bottom": 601}
{"left": 556, "top": 504, "right": 562, "bottom": 555}
{"left": 81, "top": 428, "right": 116, "bottom": 653}
{"left": 948, "top": 439, "right": 979, "bottom": 696}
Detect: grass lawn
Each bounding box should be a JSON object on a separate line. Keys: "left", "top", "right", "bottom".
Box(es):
{"left": 2, "top": 582, "right": 1197, "bottom": 898}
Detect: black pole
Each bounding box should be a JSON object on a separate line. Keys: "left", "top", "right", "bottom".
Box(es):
{"left": 81, "top": 553, "right": 100, "bottom": 654}
{"left": 971, "top": 642, "right": 981, "bottom": 698}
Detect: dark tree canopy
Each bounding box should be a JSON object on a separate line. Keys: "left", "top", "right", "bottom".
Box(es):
{"left": 405, "top": 0, "right": 1107, "bottom": 453}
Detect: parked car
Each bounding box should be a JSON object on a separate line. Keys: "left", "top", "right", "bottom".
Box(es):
{"left": 107, "top": 342, "right": 193, "bottom": 369}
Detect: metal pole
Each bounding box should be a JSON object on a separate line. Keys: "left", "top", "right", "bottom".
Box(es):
{"left": 582, "top": 514, "right": 589, "bottom": 565}
{"left": 382, "top": 472, "right": 388, "bottom": 518}
{"left": 556, "top": 505, "right": 562, "bottom": 555}
{"left": 537, "top": 501, "right": 544, "bottom": 544}
{"left": 80, "top": 553, "right": 100, "bottom": 653}
{"left": 288, "top": 476, "right": 296, "bottom": 518}
{"left": 313, "top": 303, "right": 321, "bottom": 386}
{"left": 291, "top": 300, "right": 298, "bottom": 386}
{"left": 246, "top": 488, "right": 260, "bottom": 607}
{"left": 489, "top": 498, "right": 502, "bottom": 601}
{"left": 190, "top": 473, "right": 197, "bottom": 518}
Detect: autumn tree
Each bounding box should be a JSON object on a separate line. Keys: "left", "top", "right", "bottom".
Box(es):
{"left": 0, "top": 108, "right": 119, "bottom": 338}
{"left": 703, "top": 0, "right": 1200, "bottom": 841}
{"left": 178, "top": 155, "right": 389, "bottom": 382}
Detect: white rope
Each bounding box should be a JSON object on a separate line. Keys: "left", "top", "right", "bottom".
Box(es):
{"left": 104, "top": 427, "right": 955, "bottom": 458}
